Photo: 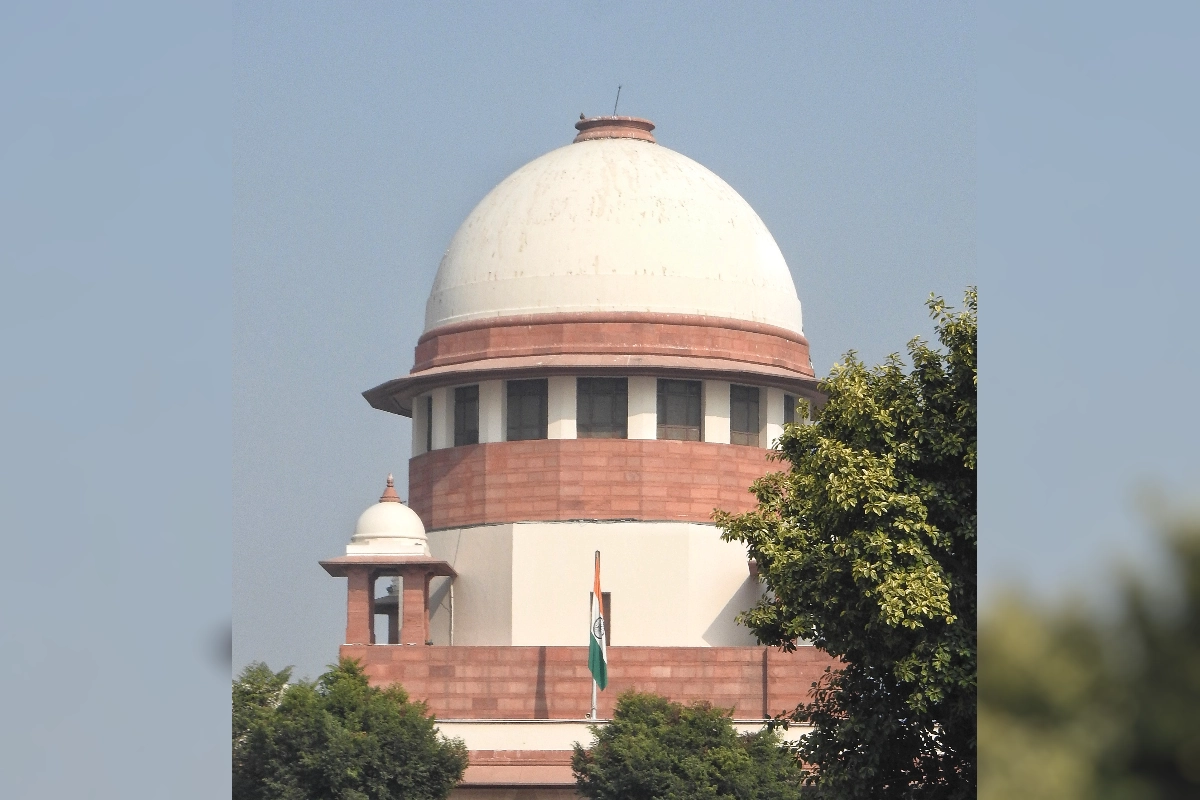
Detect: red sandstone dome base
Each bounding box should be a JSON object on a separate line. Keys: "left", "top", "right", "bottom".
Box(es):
{"left": 409, "top": 439, "right": 776, "bottom": 530}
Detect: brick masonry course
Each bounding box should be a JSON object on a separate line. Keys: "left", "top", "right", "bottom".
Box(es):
{"left": 342, "top": 644, "right": 837, "bottom": 721}
{"left": 412, "top": 313, "right": 814, "bottom": 378}
{"left": 410, "top": 439, "right": 779, "bottom": 529}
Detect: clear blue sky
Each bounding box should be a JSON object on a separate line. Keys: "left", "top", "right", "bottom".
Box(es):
{"left": 1, "top": 2, "right": 229, "bottom": 797}
{"left": 2, "top": 3, "right": 1198, "bottom": 797}
{"left": 979, "top": 2, "right": 1199, "bottom": 604}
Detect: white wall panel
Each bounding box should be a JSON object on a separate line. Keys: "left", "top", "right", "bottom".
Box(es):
{"left": 627, "top": 376, "right": 657, "bottom": 440}
{"left": 427, "top": 525, "right": 514, "bottom": 645}
{"left": 547, "top": 376, "right": 577, "bottom": 439}
{"left": 703, "top": 380, "right": 731, "bottom": 444}
{"left": 764, "top": 387, "right": 784, "bottom": 449}
{"left": 479, "top": 380, "right": 504, "bottom": 443}
{"left": 430, "top": 387, "right": 452, "bottom": 450}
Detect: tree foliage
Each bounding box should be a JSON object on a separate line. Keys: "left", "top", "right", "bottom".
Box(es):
{"left": 980, "top": 518, "right": 1200, "bottom": 800}
{"left": 232, "top": 658, "right": 467, "bottom": 800}
{"left": 717, "top": 290, "right": 977, "bottom": 799}
{"left": 571, "top": 691, "right": 805, "bottom": 800}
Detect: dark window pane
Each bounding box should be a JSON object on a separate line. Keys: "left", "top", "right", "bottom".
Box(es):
{"left": 577, "top": 378, "right": 627, "bottom": 439}
{"left": 454, "top": 385, "right": 479, "bottom": 446}
{"left": 425, "top": 395, "right": 433, "bottom": 451}
{"left": 730, "top": 385, "right": 760, "bottom": 446}
{"left": 657, "top": 379, "right": 702, "bottom": 441}
{"left": 507, "top": 379, "right": 548, "bottom": 441}
{"left": 784, "top": 394, "right": 797, "bottom": 426}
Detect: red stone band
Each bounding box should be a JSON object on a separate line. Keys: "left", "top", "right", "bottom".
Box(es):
{"left": 343, "top": 643, "right": 836, "bottom": 720}
{"left": 572, "top": 115, "right": 657, "bottom": 143}
{"left": 409, "top": 438, "right": 778, "bottom": 530}
{"left": 461, "top": 750, "right": 575, "bottom": 788}
{"left": 413, "top": 312, "right": 813, "bottom": 377}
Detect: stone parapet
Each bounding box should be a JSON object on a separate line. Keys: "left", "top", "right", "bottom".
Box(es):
{"left": 342, "top": 644, "right": 836, "bottom": 721}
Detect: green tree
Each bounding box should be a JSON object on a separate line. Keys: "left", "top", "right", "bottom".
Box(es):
{"left": 232, "top": 658, "right": 468, "bottom": 800}
{"left": 571, "top": 691, "right": 806, "bottom": 799}
{"left": 717, "top": 290, "right": 977, "bottom": 799}
{"left": 979, "top": 518, "right": 1200, "bottom": 800}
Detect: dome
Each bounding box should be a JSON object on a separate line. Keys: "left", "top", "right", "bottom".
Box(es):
{"left": 346, "top": 475, "right": 429, "bottom": 556}
{"left": 424, "top": 117, "right": 804, "bottom": 335}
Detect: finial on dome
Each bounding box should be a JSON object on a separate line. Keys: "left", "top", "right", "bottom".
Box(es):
{"left": 379, "top": 474, "right": 401, "bottom": 503}
{"left": 573, "top": 115, "right": 656, "bottom": 144}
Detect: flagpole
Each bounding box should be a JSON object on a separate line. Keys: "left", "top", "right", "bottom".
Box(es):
{"left": 589, "top": 576, "right": 598, "bottom": 719}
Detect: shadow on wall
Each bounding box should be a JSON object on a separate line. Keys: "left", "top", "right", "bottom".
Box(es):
{"left": 702, "top": 573, "right": 763, "bottom": 647}
{"left": 535, "top": 646, "right": 549, "bottom": 719}
{"left": 979, "top": 512, "right": 1200, "bottom": 799}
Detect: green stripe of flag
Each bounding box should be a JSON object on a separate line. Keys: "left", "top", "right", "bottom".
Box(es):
{"left": 588, "top": 630, "right": 608, "bottom": 690}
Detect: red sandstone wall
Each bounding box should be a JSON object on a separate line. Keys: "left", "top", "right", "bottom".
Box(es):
{"left": 409, "top": 439, "right": 778, "bottom": 530}
{"left": 413, "top": 314, "right": 813, "bottom": 377}
{"left": 343, "top": 645, "right": 835, "bottom": 720}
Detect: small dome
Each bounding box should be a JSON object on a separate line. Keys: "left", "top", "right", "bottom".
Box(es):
{"left": 423, "top": 117, "right": 804, "bottom": 335}
{"left": 347, "top": 475, "right": 429, "bottom": 556}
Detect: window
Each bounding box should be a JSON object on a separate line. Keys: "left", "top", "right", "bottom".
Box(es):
{"left": 454, "top": 385, "right": 479, "bottom": 446}
{"left": 507, "top": 379, "right": 548, "bottom": 441}
{"left": 784, "top": 394, "right": 808, "bottom": 426}
{"left": 590, "top": 591, "right": 612, "bottom": 646}
{"left": 577, "top": 378, "right": 627, "bottom": 438}
{"left": 656, "top": 379, "right": 702, "bottom": 441}
{"left": 730, "top": 385, "right": 760, "bottom": 446}
{"left": 425, "top": 396, "right": 433, "bottom": 451}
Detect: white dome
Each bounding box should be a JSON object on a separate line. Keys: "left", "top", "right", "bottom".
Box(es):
{"left": 347, "top": 476, "right": 429, "bottom": 556}
{"left": 424, "top": 132, "right": 804, "bottom": 335}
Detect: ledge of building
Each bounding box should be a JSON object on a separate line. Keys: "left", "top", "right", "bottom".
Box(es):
{"left": 319, "top": 555, "right": 456, "bottom": 579}
{"left": 461, "top": 768, "right": 574, "bottom": 788}
{"left": 462, "top": 750, "right": 575, "bottom": 787}
{"left": 365, "top": 354, "right": 818, "bottom": 417}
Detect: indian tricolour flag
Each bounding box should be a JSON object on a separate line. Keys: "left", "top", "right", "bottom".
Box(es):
{"left": 588, "top": 550, "right": 608, "bottom": 691}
